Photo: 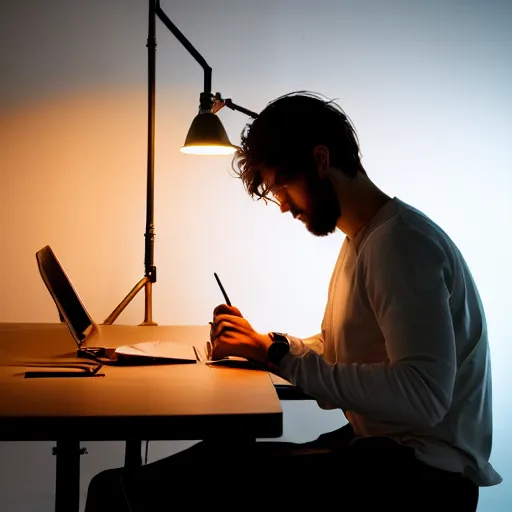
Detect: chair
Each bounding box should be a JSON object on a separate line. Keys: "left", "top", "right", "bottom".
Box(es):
{"left": 122, "top": 391, "right": 479, "bottom": 512}
{"left": 123, "top": 383, "right": 312, "bottom": 468}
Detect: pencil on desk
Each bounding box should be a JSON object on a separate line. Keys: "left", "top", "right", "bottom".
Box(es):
{"left": 24, "top": 363, "right": 104, "bottom": 378}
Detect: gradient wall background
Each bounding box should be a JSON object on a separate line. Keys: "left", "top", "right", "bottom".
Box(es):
{"left": 0, "top": 0, "right": 510, "bottom": 509}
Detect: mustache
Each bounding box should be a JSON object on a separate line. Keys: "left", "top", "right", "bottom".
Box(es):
{"left": 289, "top": 202, "right": 303, "bottom": 218}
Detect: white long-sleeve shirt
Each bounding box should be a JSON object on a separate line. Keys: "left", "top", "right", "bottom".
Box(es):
{"left": 279, "top": 197, "right": 501, "bottom": 486}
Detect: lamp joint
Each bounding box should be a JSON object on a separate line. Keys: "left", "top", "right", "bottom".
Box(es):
{"left": 199, "top": 91, "right": 214, "bottom": 114}
{"left": 146, "top": 36, "right": 157, "bottom": 50}
{"left": 146, "top": 265, "right": 157, "bottom": 283}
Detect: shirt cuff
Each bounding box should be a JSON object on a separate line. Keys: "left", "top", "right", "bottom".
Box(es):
{"left": 287, "top": 334, "right": 307, "bottom": 356}
{"left": 271, "top": 335, "right": 308, "bottom": 381}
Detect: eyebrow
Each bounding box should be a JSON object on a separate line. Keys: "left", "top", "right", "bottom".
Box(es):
{"left": 273, "top": 174, "right": 287, "bottom": 186}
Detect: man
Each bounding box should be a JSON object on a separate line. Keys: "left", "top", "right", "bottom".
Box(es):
{"left": 85, "top": 92, "right": 501, "bottom": 511}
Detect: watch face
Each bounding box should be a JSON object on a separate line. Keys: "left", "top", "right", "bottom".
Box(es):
{"left": 268, "top": 339, "right": 290, "bottom": 365}
{"left": 270, "top": 332, "right": 288, "bottom": 343}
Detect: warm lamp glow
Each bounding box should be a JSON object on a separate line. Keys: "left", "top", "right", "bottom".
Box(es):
{"left": 181, "top": 112, "right": 238, "bottom": 155}
{"left": 180, "top": 144, "right": 237, "bottom": 155}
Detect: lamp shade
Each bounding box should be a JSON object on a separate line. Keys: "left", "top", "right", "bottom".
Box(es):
{"left": 180, "top": 112, "right": 238, "bottom": 155}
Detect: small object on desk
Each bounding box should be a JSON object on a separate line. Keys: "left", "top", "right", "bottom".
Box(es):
{"left": 214, "top": 272, "right": 231, "bottom": 306}
{"left": 205, "top": 356, "right": 267, "bottom": 370}
{"left": 24, "top": 364, "right": 104, "bottom": 378}
{"left": 8, "top": 359, "right": 99, "bottom": 371}
{"left": 205, "top": 340, "right": 213, "bottom": 360}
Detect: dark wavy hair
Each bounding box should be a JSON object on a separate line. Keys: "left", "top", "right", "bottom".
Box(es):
{"left": 232, "top": 91, "right": 364, "bottom": 201}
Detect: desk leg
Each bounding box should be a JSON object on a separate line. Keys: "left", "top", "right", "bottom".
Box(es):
{"left": 53, "top": 440, "right": 84, "bottom": 512}
{"left": 125, "top": 439, "right": 142, "bottom": 468}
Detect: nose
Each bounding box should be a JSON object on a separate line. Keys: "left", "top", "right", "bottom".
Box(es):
{"left": 279, "top": 201, "right": 290, "bottom": 214}
{"left": 271, "top": 186, "right": 290, "bottom": 214}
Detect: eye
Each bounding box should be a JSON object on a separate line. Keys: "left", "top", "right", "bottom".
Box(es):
{"left": 268, "top": 185, "right": 288, "bottom": 205}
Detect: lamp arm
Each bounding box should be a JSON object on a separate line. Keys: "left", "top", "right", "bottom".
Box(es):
{"left": 212, "top": 93, "right": 258, "bottom": 119}
{"left": 155, "top": 1, "right": 212, "bottom": 94}
{"left": 223, "top": 98, "right": 259, "bottom": 119}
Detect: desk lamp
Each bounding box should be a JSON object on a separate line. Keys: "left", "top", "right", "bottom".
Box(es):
{"left": 103, "top": 0, "right": 258, "bottom": 326}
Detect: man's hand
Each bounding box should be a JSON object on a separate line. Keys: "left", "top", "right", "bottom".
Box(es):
{"left": 213, "top": 304, "right": 243, "bottom": 318}
{"left": 209, "top": 304, "right": 242, "bottom": 345}
{"left": 209, "top": 304, "right": 272, "bottom": 363}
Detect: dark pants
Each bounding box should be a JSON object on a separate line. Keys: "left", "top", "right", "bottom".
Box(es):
{"left": 85, "top": 425, "right": 479, "bottom": 511}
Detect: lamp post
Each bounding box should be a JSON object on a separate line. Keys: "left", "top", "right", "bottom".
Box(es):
{"left": 50, "top": 3, "right": 259, "bottom": 511}
{"left": 102, "top": 0, "right": 257, "bottom": 326}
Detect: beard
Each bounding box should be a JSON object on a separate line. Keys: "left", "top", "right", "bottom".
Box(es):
{"left": 303, "top": 175, "right": 341, "bottom": 237}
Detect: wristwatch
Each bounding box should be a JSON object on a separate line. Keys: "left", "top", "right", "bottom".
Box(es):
{"left": 267, "top": 332, "right": 291, "bottom": 366}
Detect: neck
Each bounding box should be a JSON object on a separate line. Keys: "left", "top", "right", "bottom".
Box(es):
{"left": 331, "top": 170, "right": 391, "bottom": 239}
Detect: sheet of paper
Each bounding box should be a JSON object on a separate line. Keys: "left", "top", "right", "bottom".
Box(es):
{"left": 115, "top": 340, "right": 197, "bottom": 362}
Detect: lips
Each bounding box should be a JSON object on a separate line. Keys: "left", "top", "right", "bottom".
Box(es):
{"left": 291, "top": 209, "right": 306, "bottom": 221}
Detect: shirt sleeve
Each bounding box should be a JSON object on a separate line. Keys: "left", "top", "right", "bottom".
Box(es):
{"left": 278, "top": 222, "right": 457, "bottom": 428}
{"left": 289, "top": 333, "right": 324, "bottom": 355}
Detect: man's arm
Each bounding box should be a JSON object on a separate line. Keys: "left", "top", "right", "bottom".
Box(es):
{"left": 278, "top": 226, "right": 457, "bottom": 429}
{"left": 297, "top": 333, "right": 324, "bottom": 355}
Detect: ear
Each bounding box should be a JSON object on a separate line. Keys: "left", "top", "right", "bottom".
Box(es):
{"left": 313, "top": 145, "right": 330, "bottom": 178}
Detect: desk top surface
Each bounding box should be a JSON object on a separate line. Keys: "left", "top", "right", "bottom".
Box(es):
{"left": 0, "top": 323, "right": 283, "bottom": 441}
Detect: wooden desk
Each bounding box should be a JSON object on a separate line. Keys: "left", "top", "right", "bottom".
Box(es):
{"left": 0, "top": 323, "right": 283, "bottom": 511}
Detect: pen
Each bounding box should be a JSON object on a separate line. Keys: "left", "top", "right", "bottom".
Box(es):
{"left": 214, "top": 272, "right": 231, "bottom": 306}
{"left": 24, "top": 364, "right": 104, "bottom": 379}
{"left": 24, "top": 371, "right": 105, "bottom": 378}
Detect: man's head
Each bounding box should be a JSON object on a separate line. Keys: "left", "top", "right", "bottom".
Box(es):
{"left": 232, "top": 91, "right": 365, "bottom": 236}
